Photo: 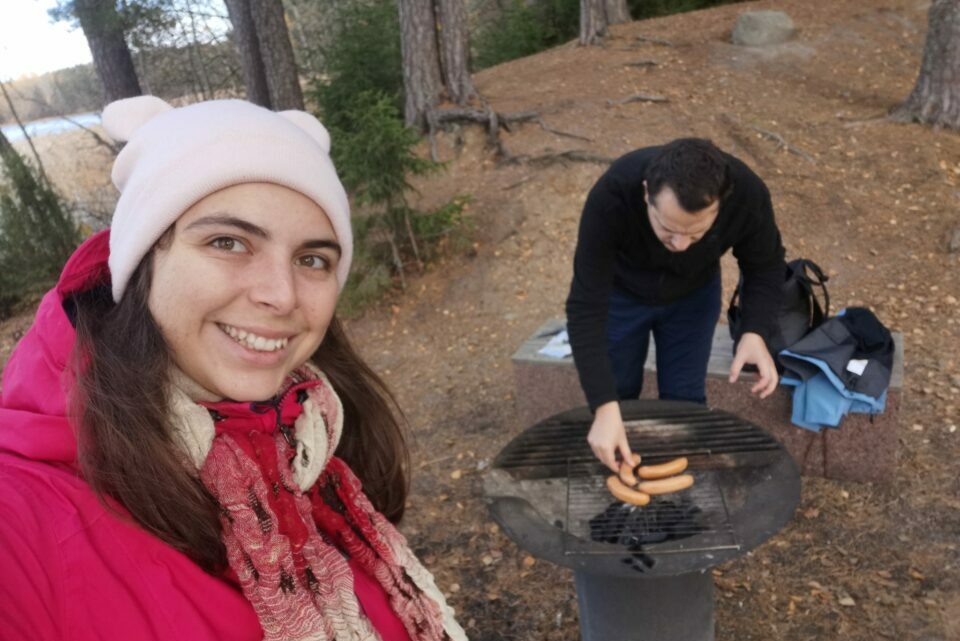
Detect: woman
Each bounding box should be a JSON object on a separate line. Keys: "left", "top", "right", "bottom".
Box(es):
{"left": 0, "top": 96, "right": 468, "bottom": 641}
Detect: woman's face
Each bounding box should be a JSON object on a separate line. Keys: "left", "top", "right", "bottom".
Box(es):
{"left": 149, "top": 182, "right": 341, "bottom": 401}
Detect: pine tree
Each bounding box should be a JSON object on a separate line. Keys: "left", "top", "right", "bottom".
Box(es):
{"left": 0, "top": 131, "right": 80, "bottom": 317}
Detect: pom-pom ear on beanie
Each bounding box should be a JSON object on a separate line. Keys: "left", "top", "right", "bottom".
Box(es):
{"left": 102, "top": 96, "right": 173, "bottom": 143}
{"left": 103, "top": 97, "right": 352, "bottom": 302}
{"left": 279, "top": 110, "right": 332, "bottom": 154}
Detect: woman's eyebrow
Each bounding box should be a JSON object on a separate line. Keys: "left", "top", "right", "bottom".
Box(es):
{"left": 183, "top": 214, "right": 269, "bottom": 238}
{"left": 301, "top": 239, "right": 342, "bottom": 257}
{"left": 185, "top": 214, "right": 341, "bottom": 254}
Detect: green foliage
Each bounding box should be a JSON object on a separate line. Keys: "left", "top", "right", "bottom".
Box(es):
{"left": 307, "top": 0, "right": 403, "bottom": 125}
{"left": 339, "top": 196, "right": 472, "bottom": 317}
{"left": 408, "top": 195, "right": 474, "bottom": 254}
{"left": 327, "top": 91, "right": 439, "bottom": 209}
{"left": 336, "top": 214, "right": 394, "bottom": 316}
{"left": 473, "top": 0, "right": 580, "bottom": 70}
{"left": 0, "top": 148, "right": 81, "bottom": 319}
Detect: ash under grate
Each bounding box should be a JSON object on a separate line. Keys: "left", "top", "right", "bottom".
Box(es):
{"left": 563, "top": 464, "right": 740, "bottom": 567}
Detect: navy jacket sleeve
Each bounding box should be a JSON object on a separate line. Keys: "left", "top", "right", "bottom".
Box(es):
{"left": 565, "top": 175, "right": 626, "bottom": 411}
{"left": 731, "top": 177, "right": 786, "bottom": 342}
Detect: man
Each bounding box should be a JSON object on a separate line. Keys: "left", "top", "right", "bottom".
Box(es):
{"left": 566, "top": 138, "right": 785, "bottom": 471}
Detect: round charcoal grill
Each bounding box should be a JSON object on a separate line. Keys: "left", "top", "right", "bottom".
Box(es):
{"left": 483, "top": 400, "right": 800, "bottom": 641}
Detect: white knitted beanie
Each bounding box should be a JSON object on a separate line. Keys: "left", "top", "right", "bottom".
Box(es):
{"left": 101, "top": 96, "right": 352, "bottom": 302}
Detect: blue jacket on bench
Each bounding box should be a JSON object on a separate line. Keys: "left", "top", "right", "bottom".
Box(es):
{"left": 778, "top": 308, "right": 894, "bottom": 432}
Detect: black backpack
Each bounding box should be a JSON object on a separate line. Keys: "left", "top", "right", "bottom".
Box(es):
{"left": 727, "top": 258, "right": 830, "bottom": 371}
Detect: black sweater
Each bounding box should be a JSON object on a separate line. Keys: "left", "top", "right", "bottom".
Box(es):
{"left": 565, "top": 147, "right": 786, "bottom": 410}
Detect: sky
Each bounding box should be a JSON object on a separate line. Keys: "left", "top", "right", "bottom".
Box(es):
{"left": 0, "top": 0, "right": 93, "bottom": 81}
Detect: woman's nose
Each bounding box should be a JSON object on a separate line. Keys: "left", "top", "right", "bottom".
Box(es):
{"left": 248, "top": 257, "right": 297, "bottom": 313}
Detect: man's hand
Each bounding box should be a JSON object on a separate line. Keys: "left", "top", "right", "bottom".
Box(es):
{"left": 588, "top": 401, "right": 633, "bottom": 472}
{"left": 729, "top": 332, "right": 779, "bottom": 399}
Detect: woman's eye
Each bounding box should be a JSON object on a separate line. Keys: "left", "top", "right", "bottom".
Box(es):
{"left": 211, "top": 237, "right": 245, "bottom": 252}
{"left": 298, "top": 254, "right": 330, "bottom": 270}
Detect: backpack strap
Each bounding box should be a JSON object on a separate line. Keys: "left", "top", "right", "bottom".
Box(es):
{"left": 796, "top": 259, "right": 830, "bottom": 326}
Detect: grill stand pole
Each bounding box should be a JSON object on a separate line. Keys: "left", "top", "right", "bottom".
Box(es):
{"left": 574, "top": 570, "right": 715, "bottom": 641}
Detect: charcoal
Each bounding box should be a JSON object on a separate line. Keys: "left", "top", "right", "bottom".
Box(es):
{"left": 589, "top": 496, "right": 707, "bottom": 548}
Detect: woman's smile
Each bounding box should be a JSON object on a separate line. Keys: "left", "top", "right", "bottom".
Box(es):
{"left": 217, "top": 322, "right": 291, "bottom": 352}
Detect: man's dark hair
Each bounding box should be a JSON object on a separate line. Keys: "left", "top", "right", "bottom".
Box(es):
{"left": 645, "top": 138, "right": 731, "bottom": 213}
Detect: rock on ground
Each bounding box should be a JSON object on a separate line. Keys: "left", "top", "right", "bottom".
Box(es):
{"left": 732, "top": 10, "right": 797, "bottom": 46}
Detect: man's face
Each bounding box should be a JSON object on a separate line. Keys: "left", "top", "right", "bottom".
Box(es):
{"left": 644, "top": 182, "right": 719, "bottom": 252}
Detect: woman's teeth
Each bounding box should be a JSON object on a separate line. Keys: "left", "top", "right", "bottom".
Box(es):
{"left": 219, "top": 324, "right": 289, "bottom": 352}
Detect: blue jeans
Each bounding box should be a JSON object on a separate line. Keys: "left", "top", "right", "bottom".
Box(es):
{"left": 607, "top": 273, "right": 722, "bottom": 404}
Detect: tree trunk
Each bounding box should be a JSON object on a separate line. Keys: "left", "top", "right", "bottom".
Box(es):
{"left": 249, "top": 0, "right": 305, "bottom": 110}
{"left": 398, "top": 0, "right": 445, "bottom": 128}
{"left": 73, "top": 0, "right": 142, "bottom": 103}
{"left": 435, "top": 0, "right": 476, "bottom": 105}
{"left": 605, "top": 0, "right": 630, "bottom": 25}
{"left": 224, "top": 0, "right": 272, "bottom": 107}
{"left": 892, "top": 0, "right": 960, "bottom": 129}
{"left": 580, "top": 0, "right": 608, "bottom": 45}
{"left": 398, "top": 0, "right": 476, "bottom": 129}
{"left": 137, "top": 49, "right": 153, "bottom": 95}
{"left": 184, "top": 0, "right": 214, "bottom": 100}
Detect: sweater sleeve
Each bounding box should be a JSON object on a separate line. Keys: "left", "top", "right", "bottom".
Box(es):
{"left": 731, "top": 178, "right": 786, "bottom": 342}
{"left": 0, "top": 473, "right": 63, "bottom": 641}
{"left": 565, "top": 176, "right": 627, "bottom": 411}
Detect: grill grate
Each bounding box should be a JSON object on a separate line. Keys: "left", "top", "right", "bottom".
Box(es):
{"left": 495, "top": 409, "right": 780, "bottom": 480}
{"left": 563, "top": 460, "right": 740, "bottom": 564}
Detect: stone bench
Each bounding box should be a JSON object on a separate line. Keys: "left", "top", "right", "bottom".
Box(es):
{"left": 511, "top": 319, "right": 904, "bottom": 484}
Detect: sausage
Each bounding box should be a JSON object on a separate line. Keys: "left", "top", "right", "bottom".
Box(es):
{"left": 618, "top": 453, "right": 642, "bottom": 486}
{"left": 637, "top": 457, "right": 688, "bottom": 480}
{"left": 636, "top": 474, "right": 695, "bottom": 495}
{"left": 606, "top": 475, "right": 651, "bottom": 506}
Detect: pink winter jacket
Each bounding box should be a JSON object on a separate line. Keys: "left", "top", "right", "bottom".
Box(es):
{"left": 0, "top": 232, "right": 410, "bottom": 641}
{"left": 0, "top": 232, "right": 263, "bottom": 640}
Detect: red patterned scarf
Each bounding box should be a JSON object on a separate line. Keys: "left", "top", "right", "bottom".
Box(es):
{"left": 170, "top": 366, "right": 466, "bottom": 641}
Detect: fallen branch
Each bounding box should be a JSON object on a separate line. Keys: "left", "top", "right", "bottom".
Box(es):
{"left": 607, "top": 93, "right": 670, "bottom": 106}
{"left": 417, "top": 454, "right": 457, "bottom": 469}
{"left": 500, "top": 149, "right": 616, "bottom": 168}
{"left": 426, "top": 106, "right": 593, "bottom": 161}
{"left": 431, "top": 107, "right": 591, "bottom": 142}
{"left": 748, "top": 125, "right": 817, "bottom": 163}
{"left": 841, "top": 115, "right": 893, "bottom": 129}
{"left": 505, "top": 175, "right": 534, "bottom": 190}
{"left": 623, "top": 59, "right": 659, "bottom": 68}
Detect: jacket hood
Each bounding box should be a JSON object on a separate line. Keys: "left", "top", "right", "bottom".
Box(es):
{"left": 0, "top": 230, "right": 111, "bottom": 464}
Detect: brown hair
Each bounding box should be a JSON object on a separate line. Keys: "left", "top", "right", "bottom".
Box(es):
{"left": 71, "top": 249, "right": 409, "bottom": 573}
{"left": 645, "top": 138, "right": 732, "bottom": 213}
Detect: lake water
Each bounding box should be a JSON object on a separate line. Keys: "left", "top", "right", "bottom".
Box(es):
{"left": 1, "top": 112, "right": 101, "bottom": 142}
